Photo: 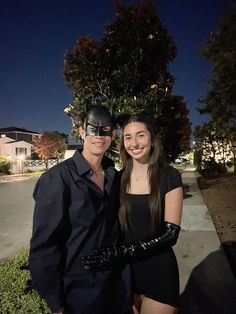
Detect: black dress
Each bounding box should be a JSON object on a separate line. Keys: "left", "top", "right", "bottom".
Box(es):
{"left": 124, "top": 165, "right": 183, "bottom": 307}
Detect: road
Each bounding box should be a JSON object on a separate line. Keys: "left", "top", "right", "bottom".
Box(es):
{"left": 0, "top": 177, "right": 38, "bottom": 260}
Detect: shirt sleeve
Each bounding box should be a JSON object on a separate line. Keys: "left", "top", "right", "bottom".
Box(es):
{"left": 162, "top": 165, "right": 183, "bottom": 194}
{"left": 29, "top": 167, "right": 70, "bottom": 312}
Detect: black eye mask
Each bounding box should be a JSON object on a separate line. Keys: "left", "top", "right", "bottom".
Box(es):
{"left": 84, "top": 106, "right": 114, "bottom": 137}
{"left": 85, "top": 124, "right": 113, "bottom": 137}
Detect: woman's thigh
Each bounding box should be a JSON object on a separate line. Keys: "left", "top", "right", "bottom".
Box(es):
{"left": 134, "top": 294, "right": 178, "bottom": 314}
{"left": 132, "top": 293, "right": 142, "bottom": 314}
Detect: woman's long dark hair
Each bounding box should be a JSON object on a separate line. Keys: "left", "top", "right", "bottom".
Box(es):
{"left": 119, "top": 112, "right": 164, "bottom": 231}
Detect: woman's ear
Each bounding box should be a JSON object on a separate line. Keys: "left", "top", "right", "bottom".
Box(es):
{"left": 79, "top": 127, "right": 85, "bottom": 140}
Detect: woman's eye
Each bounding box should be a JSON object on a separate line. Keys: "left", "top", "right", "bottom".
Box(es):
{"left": 138, "top": 134, "right": 144, "bottom": 138}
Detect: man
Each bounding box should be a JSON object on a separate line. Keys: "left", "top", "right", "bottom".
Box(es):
{"left": 29, "top": 106, "right": 131, "bottom": 314}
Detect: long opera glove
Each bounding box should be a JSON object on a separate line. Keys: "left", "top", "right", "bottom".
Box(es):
{"left": 81, "top": 221, "right": 181, "bottom": 271}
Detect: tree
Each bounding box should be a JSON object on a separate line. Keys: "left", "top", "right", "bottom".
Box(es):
{"left": 63, "top": 0, "right": 191, "bottom": 161}
{"left": 100, "top": 0, "right": 177, "bottom": 97}
{"left": 34, "top": 132, "right": 68, "bottom": 169}
{"left": 197, "top": 5, "right": 236, "bottom": 173}
{"left": 199, "top": 6, "right": 236, "bottom": 124}
{"left": 193, "top": 123, "right": 234, "bottom": 175}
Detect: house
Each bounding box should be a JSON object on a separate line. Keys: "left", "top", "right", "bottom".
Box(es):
{"left": 0, "top": 127, "right": 40, "bottom": 144}
{"left": 0, "top": 127, "right": 40, "bottom": 160}
{"left": 64, "top": 144, "right": 83, "bottom": 159}
{"left": 0, "top": 136, "right": 33, "bottom": 159}
{"left": 0, "top": 127, "right": 84, "bottom": 173}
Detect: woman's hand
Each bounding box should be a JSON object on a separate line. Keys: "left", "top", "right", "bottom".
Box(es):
{"left": 81, "top": 246, "right": 130, "bottom": 271}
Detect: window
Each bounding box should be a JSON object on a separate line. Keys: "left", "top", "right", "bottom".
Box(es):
{"left": 15, "top": 147, "right": 27, "bottom": 156}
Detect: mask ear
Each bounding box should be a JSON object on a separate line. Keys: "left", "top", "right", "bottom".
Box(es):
{"left": 79, "top": 127, "right": 85, "bottom": 140}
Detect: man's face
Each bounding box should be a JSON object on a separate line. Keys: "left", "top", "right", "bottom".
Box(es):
{"left": 80, "top": 125, "right": 115, "bottom": 157}
{"left": 79, "top": 106, "right": 115, "bottom": 157}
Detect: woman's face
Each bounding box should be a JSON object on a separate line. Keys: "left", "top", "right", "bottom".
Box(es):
{"left": 123, "top": 121, "right": 152, "bottom": 163}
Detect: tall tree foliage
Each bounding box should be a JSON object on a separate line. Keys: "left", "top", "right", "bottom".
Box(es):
{"left": 64, "top": 0, "right": 191, "bottom": 160}
{"left": 197, "top": 5, "right": 236, "bottom": 172}
{"left": 199, "top": 6, "right": 236, "bottom": 124}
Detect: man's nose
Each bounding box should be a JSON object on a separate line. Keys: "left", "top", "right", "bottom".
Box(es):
{"left": 97, "top": 127, "right": 104, "bottom": 136}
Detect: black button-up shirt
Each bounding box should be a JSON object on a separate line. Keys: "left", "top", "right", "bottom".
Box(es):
{"left": 29, "top": 150, "right": 131, "bottom": 314}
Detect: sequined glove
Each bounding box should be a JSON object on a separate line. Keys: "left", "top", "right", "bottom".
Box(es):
{"left": 81, "top": 221, "right": 180, "bottom": 271}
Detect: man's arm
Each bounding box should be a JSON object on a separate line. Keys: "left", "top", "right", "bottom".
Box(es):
{"left": 29, "top": 168, "right": 70, "bottom": 312}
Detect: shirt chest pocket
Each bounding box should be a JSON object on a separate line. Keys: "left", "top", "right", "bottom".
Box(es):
{"left": 69, "top": 183, "right": 105, "bottom": 227}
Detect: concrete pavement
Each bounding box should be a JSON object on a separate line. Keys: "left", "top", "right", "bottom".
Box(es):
{"left": 0, "top": 177, "right": 37, "bottom": 260}
{"left": 175, "top": 164, "right": 236, "bottom": 313}
{"left": 0, "top": 174, "right": 33, "bottom": 183}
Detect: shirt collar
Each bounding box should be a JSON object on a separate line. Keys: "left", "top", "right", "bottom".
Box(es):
{"left": 72, "top": 149, "right": 115, "bottom": 176}
{"left": 72, "top": 150, "right": 91, "bottom": 176}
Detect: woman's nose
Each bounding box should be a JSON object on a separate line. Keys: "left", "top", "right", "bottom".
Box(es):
{"left": 131, "top": 137, "right": 138, "bottom": 146}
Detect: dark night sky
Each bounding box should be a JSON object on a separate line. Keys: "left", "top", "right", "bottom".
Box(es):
{"left": 0, "top": 0, "right": 233, "bottom": 139}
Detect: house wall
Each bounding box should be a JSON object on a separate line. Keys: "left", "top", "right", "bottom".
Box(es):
{"left": 0, "top": 137, "right": 13, "bottom": 156}
{"left": 0, "top": 138, "right": 32, "bottom": 159}
{"left": 7, "top": 141, "right": 32, "bottom": 159}
{"left": 64, "top": 149, "right": 76, "bottom": 160}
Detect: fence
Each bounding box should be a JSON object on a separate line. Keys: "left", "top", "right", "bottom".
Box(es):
{"left": 11, "top": 159, "right": 63, "bottom": 173}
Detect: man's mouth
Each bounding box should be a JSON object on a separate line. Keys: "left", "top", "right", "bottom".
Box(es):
{"left": 92, "top": 141, "right": 105, "bottom": 145}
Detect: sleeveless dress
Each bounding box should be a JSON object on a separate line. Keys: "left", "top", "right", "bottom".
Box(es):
{"left": 124, "top": 165, "right": 183, "bottom": 307}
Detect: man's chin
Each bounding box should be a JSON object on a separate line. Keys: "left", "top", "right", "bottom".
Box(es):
{"left": 92, "top": 148, "right": 108, "bottom": 155}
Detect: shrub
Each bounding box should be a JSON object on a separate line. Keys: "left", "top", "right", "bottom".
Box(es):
{"left": 199, "top": 158, "right": 227, "bottom": 176}
{"left": 0, "top": 248, "right": 50, "bottom": 313}
{"left": 0, "top": 156, "right": 11, "bottom": 174}
{"left": 193, "top": 149, "right": 202, "bottom": 168}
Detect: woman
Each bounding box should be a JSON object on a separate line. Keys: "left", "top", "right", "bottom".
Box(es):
{"left": 82, "top": 113, "right": 183, "bottom": 314}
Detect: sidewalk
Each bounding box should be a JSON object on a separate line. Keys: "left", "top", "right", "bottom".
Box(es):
{"left": 175, "top": 164, "right": 236, "bottom": 313}
{"left": 0, "top": 174, "right": 32, "bottom": 183}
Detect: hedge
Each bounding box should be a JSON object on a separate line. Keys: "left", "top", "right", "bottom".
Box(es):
{"left": 0, "top": 156, "right": 11, "bottom": 174}
{"left": 0, "top": 248, "right": 50, "bottom": 313}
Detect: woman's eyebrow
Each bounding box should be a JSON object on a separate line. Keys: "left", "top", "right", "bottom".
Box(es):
{"left": 124, "top": 130, "right": 146, "bottom": 137}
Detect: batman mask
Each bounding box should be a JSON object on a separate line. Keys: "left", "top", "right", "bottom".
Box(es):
{"left": 84, "top": 106, "right": 114, "bottom": 137}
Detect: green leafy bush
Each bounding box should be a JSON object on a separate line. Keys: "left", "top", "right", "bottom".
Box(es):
{"left": 0, "top": 156, "right": 11, "bottom": 174}
{"left": 0, "top": 248, "right": 50, "bottom": 313}
{"left": 199, "top": 158, "right": 227, "bottom": 176}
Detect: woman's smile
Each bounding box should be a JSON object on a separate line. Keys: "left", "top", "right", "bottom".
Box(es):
{"left": 123, "top": 122, "right": 152, "bottom": 163}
